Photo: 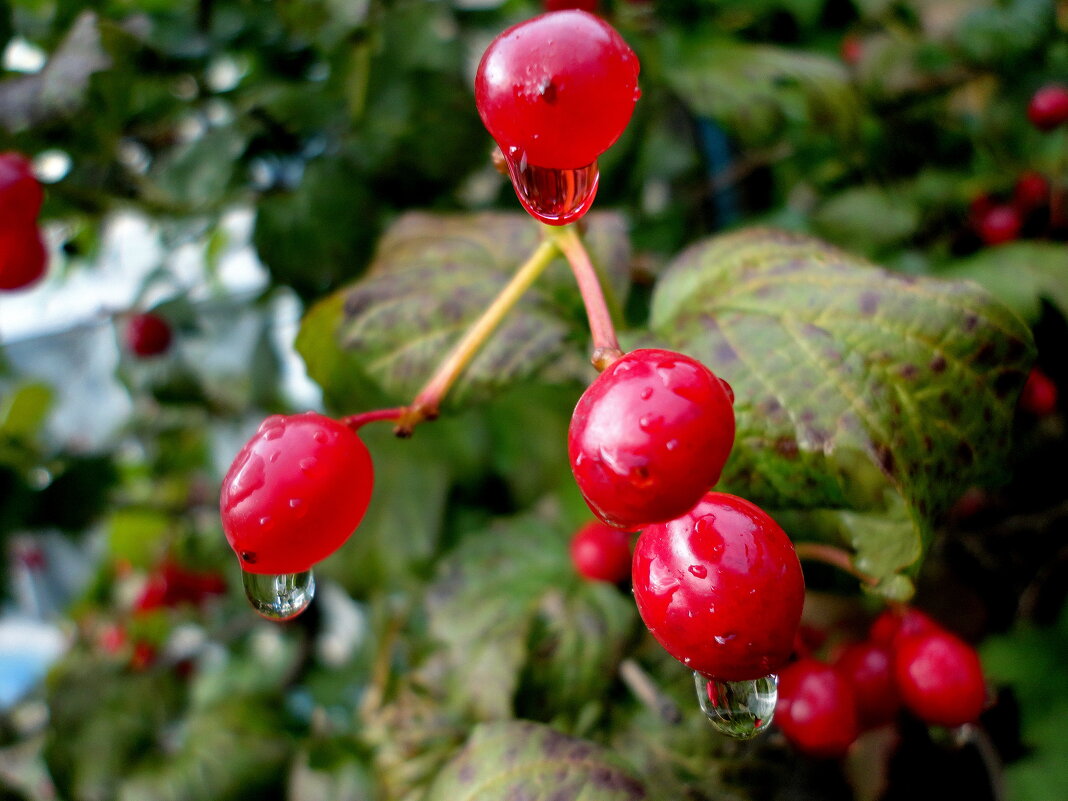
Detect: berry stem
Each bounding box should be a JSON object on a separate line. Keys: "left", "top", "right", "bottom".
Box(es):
{"left": 793, "top": 542, "right": 878, "bottom": 587}
{"left": 342, "top": 407, "right": 406, "bottom": 431}
{"left": 393, "top": 238, "right": 559, "bottom": 436}
{"left": 545, "top": 224, "right": 623, "bottom": 371}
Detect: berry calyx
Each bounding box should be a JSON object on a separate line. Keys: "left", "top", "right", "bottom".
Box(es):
{"left": 976, "top": 204, "right": 1021, "bottom": 246}
{"left": 1027, "top": 84, "right": 1068, "bottom": 132}
{"left": 125, "top": 312, "right": 173, "bottom": 357}
{"left": 893, "top": 628, "right": 986, "bottom": 727}
{"left": 832, "top": 640, "right": 900, "bottom": 729}
{"left": 1019, "top": 367, "right": 1057, "bottom": 417}
{"left": 0, "top": 224, "right": 47, "bottom": 291}
{"left": 220, "top": 412, "right": 374, "bottom": 575}
{"left": 631, "top": 492, "right": 805, "bottom": 682}
{"left": 570, "top": 520, "right": 632, "bottom": 583}
{"left": 568, "top": 348, "right": 735, "bottom": 531}
{"left": 776, "top": 658, "right": 859, "bottom": 758}
{"left": 0, "top": 152, "right": 44, "bottom": 225}
{"left": 475, "top": 11, "right": 639, "bottom": 171}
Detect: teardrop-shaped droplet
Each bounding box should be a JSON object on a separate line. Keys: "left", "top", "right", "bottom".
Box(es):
{"left": 503, "top": 151, "right": 599, "bottom": 226}
{"left": 242, "top": 569, "right": 315, "bottom": 621}
{"left": 694, "top": 671, "right": 778, "bottom": 739}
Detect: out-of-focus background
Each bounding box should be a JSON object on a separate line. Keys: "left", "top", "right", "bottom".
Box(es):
{"left": 1, "top": 1, "right": 1067, "bottom": 799}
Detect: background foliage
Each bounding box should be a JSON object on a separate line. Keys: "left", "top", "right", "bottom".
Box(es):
{"left": 1, "top": 0, "right": 1067, "bottom": 799}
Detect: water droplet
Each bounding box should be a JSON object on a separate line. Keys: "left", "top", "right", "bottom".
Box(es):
{"left": 313, "top": 430, "right": 328, "bottom": 444}
{"left": 688, "top": 564, "right": 707, "bottom": 579}
{"left": 228, "top": 454, "right": 265, "bottom": 504}
{"left": 694, "top": 514, "right": 717, "bottom": 535}
{"left": 269, "top": 451, "right": 280, "bottom": 463}
{"left": 502, "top": 152, "right": 600, "bottom": 226}
{"left": 640, "top": 387, "right": 653, "bottom": 400}
{"left": 258, "top": 515, "right": 273, "bottom": 529}
{"left": 242, "top": 569, "right": 315, "bottom": 621}
{"left": 713, "top": 632, "right": 737, "bottom": 645}
{"left": 258, "top": 415, "right": 286, "bottom": 435}
{"left": 639, "top": 415, "right": 651, "bottom": 430}
{"left": 289, "top": 498, "right": 307, "bottom": 519}
{"left": 695, "top": 672, "right": 778, "bottom": 739}
{"left": 299, "top": 457, "right": 318, "bottom": 475}
{"left": 666, "top": 439, "right": 678, "bottom": 451}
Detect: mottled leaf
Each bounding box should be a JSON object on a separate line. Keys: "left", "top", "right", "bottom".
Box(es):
{"left": 299, "top": 211, "right": 629, "bottom": 410}
{"left": 938, "top": 242, "right": 1068, "bottom": 324}
{"left": 650, "top": 228, "right": 1034, "bottom": 578}
{"left": 425, "top": 721, "right": 646, "bottom": 801}
{"left": 427, "top": 511, "right": 635, "bottom": 721}
{"left": 660, "top": 34, "right": 861, "bottom": 146}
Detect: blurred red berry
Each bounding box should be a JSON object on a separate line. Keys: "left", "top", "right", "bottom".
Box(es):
{"left": 1027, "top": 84, "right": 1068, "bottom": 132}
{"left": 869, "top": 607, "right": 937, "bottom": 648}
{"left": 894, "top": 628, "right": 986, "bottom": 727}
{"left": 570, "top": 520, "right": 633, "bottom": 583}
{"left": 1019, "top": 367, "right": 1057, "bottom": 417}
{"left": 1013, "top": 171, "right": 1049, "bottom": 213}
{"left": 0, "top": 224, "right": 47, "bottom": 291}
{"left": 545, "top": 0, "right": 598, "bottom": 10}
{"left": 833, "top": 640, "right": 900, "bottom": 728}
{"left": 125, "top": 312, "right": 173, "bottom": 357}
{"left": 0, "top": 152, "right": 44, "bottom": 225}
{"left": 840, "top": 35, "right": 862, "bottom": 66}
{"left": 976, "top": 204, "right": 1021, "bottom": 246}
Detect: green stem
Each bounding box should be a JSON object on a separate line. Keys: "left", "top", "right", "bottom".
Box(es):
{"left": 794, "top": 542, "right": 878, "bottom": 587}
{"left": 546, "top": 224, "right": 623, "bottom": 371}
{"left": 393, "top": 238, "right": 560, "bottom": 436}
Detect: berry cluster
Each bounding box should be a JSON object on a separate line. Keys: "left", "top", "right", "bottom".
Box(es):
{"left": 968, "top": 170, "right": 1062, "bottom": 248}
{"left": 0, "top": 152, "right": 48, "bottom": 291}
{"left": 775, "top": 607, "right": 986, "bottom": 758}
{"left": 125, "top": 311, "right": 174, "bottom": 358}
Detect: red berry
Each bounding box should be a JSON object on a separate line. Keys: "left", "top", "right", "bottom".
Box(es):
{"left": 631, "top": 492, "right": 805, "bottom": 681}
{"left": 0, "top": 152, "right": 44, "bottom": 225}
{"left": 1013, "top": 171, "right": 1049, "bottom": 213}
{"left": 475, "top": 11, "right": 639, "bottom": 170}
{"left": 976, "top": 204, "right": 1021, "bottom": 246}
{"left": 545, "top": 0, "right": 598, "bottom": 10}
{"left": 1019, "top": 367, "right": 1057, "bottom": 417}
{"left": 570, "top": 520, "right": 633, "bottom": 583}
{"left": 0, "top": 224, "right": 47, "bottom": 290}
{"left": 832, "top": 641, "right": 900, "bottom": 729}
{"left": 220, "top": 412, "right": 374, "bottom": 575}
{"left": 893, "top": 628, "right": 986, "bottom": 727}
{"left": 125, "top": 312, "right": 173, "bottom": 357}
{"left": 568, "top": 348, "right": 735, "bottom": 530}
{"left": 1027, "top": 84, "right": 1068, "bottom": 132}
{"left": 840, "top": 35, "right": 862, "bottom": 66}
{"left": 776, "top": 658, "right": 859, "bottom": 758}
{"left": 869, "top": 606, "right": 937, "bottom": 648}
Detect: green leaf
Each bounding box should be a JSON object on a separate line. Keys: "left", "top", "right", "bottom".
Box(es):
{"left": 0, "top": 382, "right": 53, "bottom": 440}
{"left": 298, "top": 211, "right": 630, "bottom": 411}
{"left": 148, "top": 125, "right": 248, "bottom": 211}
{"left": 425, "top": 721, "right": 646, "bottom": 801}
{"left": 650, "top": 228, "right": 1034, "bottom": 580}
{"left": 106, "top": 508, "right": 170, "bottom": 569}
{"left": 982, "top": 610, "right": 1068, "bottom": 801}
{"left": 937, "top": 242, "right": 1068, "bottom": 324}
{"left": 812, "top": 186, "right": 922, "bottom": 256}
{"left": 660, "top": 35, "right": 861, "bottom": 146}
{"left": 426, "top": 510, "right": 635, "bottom": 722}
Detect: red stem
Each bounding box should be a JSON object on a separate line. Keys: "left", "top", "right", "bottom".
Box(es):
{"left": 342, "top": 407, "right": 406, "bottom": 431}
{"left": 793, "top": 542, "right": 878, "bottom": 586}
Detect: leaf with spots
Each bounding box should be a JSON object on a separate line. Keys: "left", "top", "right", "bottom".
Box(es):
{"left": 650, "top": 228, "right": 1034, "bottom": 582}
{"left": 298, "top": 211, "right": 630, "bottom": 411}
{"left": 425, "top": 721, "right": 646, "bottom": 801}
{"left": 426, "top": 510, "right": 635, "bottom": 722}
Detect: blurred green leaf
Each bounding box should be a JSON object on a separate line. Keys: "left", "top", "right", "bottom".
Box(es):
{"left": 298, "top": 211, "right": 629, "bottom": 411}
{"left": 106, "top": 508, "right": 170, "bottom": 569}
{"left": 650, "top": 228, "right": 1034, "bottom": 580}
{"left": 661, "top": 34, "right": 861, "bottom": 146}
{"left": 425, "top": 721, "right": 646, "bottom": 801}
{"left": 812, "top": 186, "right": 922, "bottom": 256}
{"left": 938, "top": 242, "right": 1068, "bottom": 324}
{"left": 0, "top": 382, "right": 53, "bottom": 439}
{"left": 954, "top": 0, "right": 1056, "bottom": 65}
{"left": 149, "top": 125, "right": 248, "bottom": 211}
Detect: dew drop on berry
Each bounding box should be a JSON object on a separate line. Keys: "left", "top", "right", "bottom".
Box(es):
{"left": 289, "top": 498, "right": 307, "bottom": 519}
{"left": 299, "top": 457, "right": 319, "bottom": 475}
{"left": 228, "top": 454, "right": 266, "bottom": 504}
{"left": 640, "top": 387, "right": 653, "bottom": 400}
{"left": 695, "top": 672, "right": 778, "bottom": 739}
{"left": 688, "top": 564, "right": 707, "bottom": 579}
{"left": 313, "top": 430, "right": 328, "bottom": 444}
{"left": 502, "top": 152, "right": 600, "bottom": 226}
{"left": 242, "top": 569, "right": 315, "bottom": 621}
{"left": 694, "top": 514, "right": 717, "bottom": 535}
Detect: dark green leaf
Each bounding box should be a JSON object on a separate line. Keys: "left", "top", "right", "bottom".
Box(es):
{"left": 427, "top": 510, "right": 635, "bottom": 721}
{"left": 425, "top": 721, "right": 646, "bottom": 801}
{"left": 650, "top": 228, "right": 1034, "bottom": 580}
{"left": 812, "top": 186, "right": 922, "bottom": 256}
{"left": 299, "top": 211, "right": 629, "bottom": 410}
{"left": 661, "top": 34, "right": 861, "bottom": 146}
{"left": 938, "top": 243, "right": 1068, "bottom": 324}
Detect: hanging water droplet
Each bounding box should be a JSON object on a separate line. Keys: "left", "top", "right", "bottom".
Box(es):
{"left": 242, "top": 570, "right": 316, "bottom": 621}
{"left": 502, "top": 152, "right": 600, "bottom": 226}
{"left": 694, "top": 672, "right": 778, "bottom": 740}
